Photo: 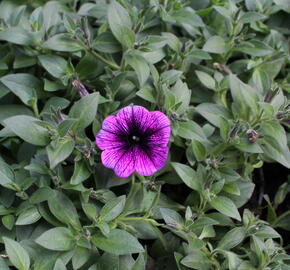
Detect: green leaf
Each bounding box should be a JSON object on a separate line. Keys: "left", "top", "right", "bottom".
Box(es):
{"left": 229, "top": 74, "right": 259, "bottom": 117}
{"left": 131, "top": 253, "right": 146, "bottom": 270}
{"left": 172, "top": 8, "right": 204, "bottom": 27}
{"left": 3, "top": 115, "right": 50, "bottom": 146}
{"left": 47, "top": 140, "right": 75, "bottom": 169}
{"left": 161, "top": 70, "right": 183, "bottom": 85}
{"left": 2, "top": 215, "right": 15, "bottom": 230}
{"left": 203, "top": 36, "right": 227, "bottom": 54}
{"left": 227, "top": 180, "right": 255, "bottom": 208}
{"left": 261, "top": 120, "right": 287, "bottom": 147}
{"left": 214, "top": 6, "right": 232, "bottom": 19}
{"left": 223, "top": 182, "right": 240, "bottom": 195}
{"left": 219, "top": 251, "right": 243, "bottom": 270}
{"left": 258, "top": 58, "right": 284, "bottom": 82}
{"left": 38, "top": 55, "right": 68, "bottom": 79}
{"left": 125, "top": 54, "right": 150, "bottom": 87}
{"left": 16, "top": 206, "right": 41, "bottom": 225}
{"left": 136, "top": 87, "right": 155, "bottom": 103}
{"left": 238, "top": 261, "right": 256, "bottom": 270}
{"left": 3, "top": 237, "right": 30, "bottom": 270}
{"left": 261, "top": 136, "right": 290, "bottom": 168}
{"left": 190, "top": 217, "right": 219, "bottom": 231}
{"left": 72, "top": 246, "right": 90, "bottom": 270}
{"left": 218, "top": 227, "right": 246, "bottom": 250}
{"left": 35, "top": 227, "right": 75, "bottom": 251}
{"left": 91, "top": 229, "right": 144, "bottom": 255}
{"left": 0, "top": 27, "right": 34, "bottom": 45}
{"left": 0, "top": 160, "right": 14, "bottom": 188}
{"left": 0, "top": 74, "right": 41, "bottom": 105}
{"left": 93, "top": 32, "right": 122, "bottom": 53}
{"left": 210, "top": 196, "right": 241, "bottom": 221}
{"left": 53, "top": 259, "right": 67, "bottom": 270}
{"left": 162, "top": 32, "right": 182, "bottom": 52}
{"left": 70, "top": 160, "right": 91, "bottom": 185}
{"left": 195, "top": 71, "right": 216, "bottom": 90}
{"left": 0, "top": 257, "right": 9, "bottom": 270}
{"left": 187, "top": 49, "right": 212, "bottom": 60}
{"left": 58, "top": 119, "right": 76, "bottom": 137}
{"left": 195, "top": 103, "right": 232, "bottom": 127}
{"left": 235, "top": 40, "right": 274, "bottom": 57}
{"left": 274, "top": 0, "right": 290, "bottom": 10}
{"left": 107, "top": 0, "right": 135, "bottom": 48}
{"left": 255, "top": 225, "right": 280, "bottom": 239}
{"left": 42, "top": 97, "right": 70, "bottom": 113}
{"left": 238, "top": 12, "right": 266, "bottom": 24}
{"left": 99, "top": 195, "right": 126, "bottom": 222}
{"left": 181, "top": 250, "right": 212, "bottom": 270}
{"left": 30, "top": 187, "right": 56, "bottom": 204}
{"left": 177, "top": 121, "right": 207, "bottom": 142}
{"left": 160, "top": 208, "right": 184, "bottom": 227}
{"left": 44, "top": 79, "right": 66, "bottom": 92}
{"left": 171, "top": 162, "right": 200, "bottom": 191}
{"left": 69, "top": 92, "right": 99, "bottom": 130}
{"left": 0, "top": 105, "right": 33, "bottom": 123}
{"left": 235, "top": 139, "right": 263, "bottom": 154}
{"left": 43, "top": 34, "right": 83, "bottom": 52}
{"left": 14, "top": 55, "right": 37, "bottom": 69}
{"left": 48, "top": 191, "right": 81, "bottom": 229}
{"left": 189, "top": 139, "right": 207, "bottom": 161}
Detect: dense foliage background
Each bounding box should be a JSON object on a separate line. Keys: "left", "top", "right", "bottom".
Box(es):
{"left": 0, "top": 0, "right": 289, "bottom": 269}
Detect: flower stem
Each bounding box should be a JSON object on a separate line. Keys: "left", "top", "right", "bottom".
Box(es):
{"left": 75, "top": 36, "right": 120, "bottom": 70}
{"left": 136, "top": 174, "right": 146, "bottom": 183}
{"left": 118, "top": 217, "right": 162, "bottom": 226}
{"left": 89, "top": 49, "right": 120, "bottom": 70}
{"left": 31, "top": 99, "right": 40, "bottom": 119}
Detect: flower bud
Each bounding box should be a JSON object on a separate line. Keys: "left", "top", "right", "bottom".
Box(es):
{"left": 229, "top": 123, "right": 240, "bottom": 138}
{"left": 72, "top": 80, "right": 89, "bottom": 97}
{"left": 264, "top": 88, "right": 279, "bottom": 103}
{"left": 213, "top": 62, "right": 231, "bottom": 75}
{"left": 246, "top": 129, "right": 259, "bottom": 143}
{"left": 52, "top": 108, "right": 64, "bottom": 124}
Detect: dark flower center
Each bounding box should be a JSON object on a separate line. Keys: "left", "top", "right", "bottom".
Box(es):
{"left": 128, "top": 133, "right": 143, "bottom": 145}
{"left": 132, "top": 135, "right": 140, "bottom": 142}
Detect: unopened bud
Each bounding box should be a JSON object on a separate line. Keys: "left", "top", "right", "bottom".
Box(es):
{"left": 72, "top": 80, "right": 89, "bottom": 97}
{"left": 81, "top": 17, "right": 91, "bottom": 45}
{"left": 167, "top": 223, "right": 184, "bottom": 231}
{"left": 246, "top": 129, "right": 259, "bottom": 143}
{"left": 83, "top": 149, "right": 91, "bottom": 159}
{"left": 52, "top": 108, "right": 64, "bottom": 124}
{"left": 229, "top": 124, "right": 240, "bottom": 138}
{"left": 264, "top": 88, "right": 279, "bottom": 103}
{"left": 213, "top": 62, "right": 231, "bottom": 75}
{"left": 282, "top": 118, "right": 290, "bottom": 124}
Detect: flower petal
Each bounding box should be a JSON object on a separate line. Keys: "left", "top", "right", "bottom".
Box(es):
{"left": 96, "top": 115, "right": 127, "bottom": 150}
{"left": 146, "top": 111, "right": 171, "bottom": 145}
{"left": 135, "top": 145, "right": 169, "bottom": 176}
{"left": 117, "top": 106, "right": 151, "bottom": 133}
{"left": 101, "top": 147, "right": 135, "bottom": 178}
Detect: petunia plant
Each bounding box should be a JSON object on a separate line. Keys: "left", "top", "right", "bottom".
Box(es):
{"left": 0, "top": 0, "right": 289, "bottom": 269}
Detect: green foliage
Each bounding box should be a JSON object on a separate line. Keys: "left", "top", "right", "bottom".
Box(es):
{"left": 0, "top": 0, "right": 289, "bottom": 269}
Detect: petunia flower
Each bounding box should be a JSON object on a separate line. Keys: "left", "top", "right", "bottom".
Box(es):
{"left": 96, "top": 105, "right": 170, "bottom": 178}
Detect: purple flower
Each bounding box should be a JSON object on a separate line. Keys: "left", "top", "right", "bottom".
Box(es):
{"left": 96, "top": 106, "right": 170, "bottom": 178}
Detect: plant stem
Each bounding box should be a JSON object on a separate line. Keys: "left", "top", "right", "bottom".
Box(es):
{"left": 32, "top": 100, "right": 40, "bottom": 119}
{"left": 89, "top": 49, "right": 120, "bottom": 70}
{"left": 76, "top": 36, "right": 120, "bottom": 70}
{"left": 118, "top": 216, "right": 162, "bottom": 226}
{"left": 137, "top": 174, "right": 146, "bottom": 183}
